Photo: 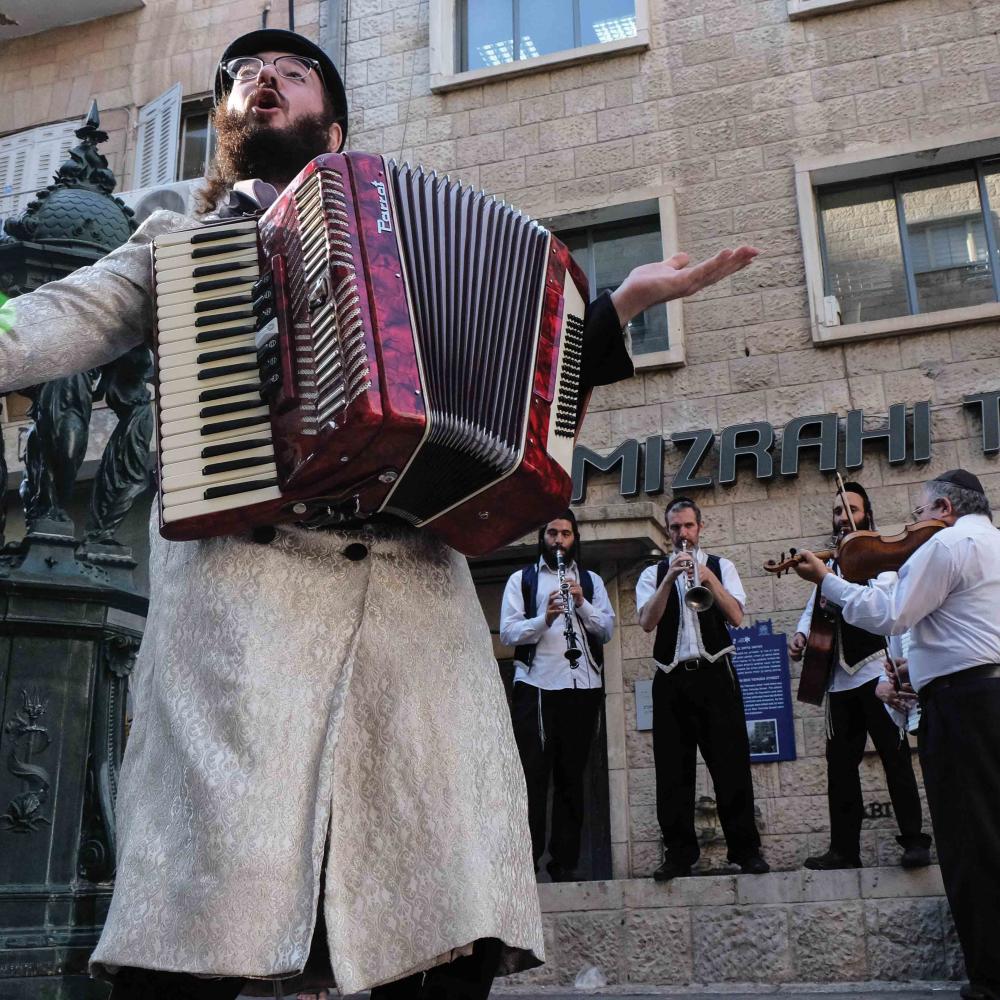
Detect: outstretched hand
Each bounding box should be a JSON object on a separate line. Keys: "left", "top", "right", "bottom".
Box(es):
{"left": 610, "top": 247, "right": 759, "bottom": 326}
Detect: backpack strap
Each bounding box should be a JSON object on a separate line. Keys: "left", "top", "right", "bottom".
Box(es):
{"left": 514, "top": 564, "right": 539, "bottom": 667}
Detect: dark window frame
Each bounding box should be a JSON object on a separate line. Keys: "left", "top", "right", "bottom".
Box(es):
{"left": 178, "top": 97, "right": 217, "bottom": 182}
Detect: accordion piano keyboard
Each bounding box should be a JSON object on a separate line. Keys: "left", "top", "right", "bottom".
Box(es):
{"left": 153, "top": 219, "right": 282, "bottom": 523}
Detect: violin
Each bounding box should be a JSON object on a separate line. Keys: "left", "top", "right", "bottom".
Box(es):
{"left": 764, "top": 469, "right": 947, "bottom": 707}
{"left": 763, "top": 520, "right": 948, "bottom": 584}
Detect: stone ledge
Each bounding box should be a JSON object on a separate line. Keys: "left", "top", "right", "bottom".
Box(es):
{"left": 541, "top": 867, "right": 942, "bottom": 912}
{"left": 860, "top": 866, "right": 945, "bottom": 899}
{"left": 539, "top": 880, "right": 624, "bottom": 913}
{"left": 622, "top": 875, "right": 738, "bottom": 909}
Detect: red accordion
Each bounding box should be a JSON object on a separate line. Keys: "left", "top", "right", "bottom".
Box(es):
{"left": 151, "top": 152, "right": 589, "bottom": 556}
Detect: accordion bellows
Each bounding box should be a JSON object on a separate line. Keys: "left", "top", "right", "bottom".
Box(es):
{"left": 151, "top": 152, "right": 589, "bottom": 556}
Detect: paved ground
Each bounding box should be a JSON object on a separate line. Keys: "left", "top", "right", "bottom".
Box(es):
{"left": 494, "top": 990, "right": 962, "bottom": 999}
{"left": 256, "top": 986, "right": 964, "bottom": 1000}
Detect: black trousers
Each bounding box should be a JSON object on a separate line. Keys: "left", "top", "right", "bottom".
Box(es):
{"left": 826, "top": 678, "right": 930, "bottom": 861}
{"left": 510, "top": 682, "right": 603, "bottom": 870}
{"left": 918, "top": 673, "right": 1000, "bottom": 994}
{"left": 107, "top": 938, "right": 504, "bottom": 1000}
{"left": 652, "top": 659, "right": 761, "bottom": 866}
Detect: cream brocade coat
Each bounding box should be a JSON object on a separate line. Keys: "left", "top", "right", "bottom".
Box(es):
{"left": 0, "top": 211, "right": 543, "bottom": 990}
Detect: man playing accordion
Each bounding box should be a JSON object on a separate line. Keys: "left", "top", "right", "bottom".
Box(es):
{"left": 0, "top": 28, "right": 758, "bottom": 1000}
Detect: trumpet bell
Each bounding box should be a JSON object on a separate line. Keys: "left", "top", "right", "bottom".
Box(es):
{"left": 684, "top": 585, "right": 715, "bottom": 612}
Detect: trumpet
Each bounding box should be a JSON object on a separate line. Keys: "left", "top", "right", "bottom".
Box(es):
{"left": 555, "top": 547, "right": 582, "bottom": 666}
{"left": 677, "top": 540, "right": 714, "bottom": 612}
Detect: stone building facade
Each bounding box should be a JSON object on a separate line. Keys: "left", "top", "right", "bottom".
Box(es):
{"left": 2, "top": 0, "right": 998, "bottom": 985}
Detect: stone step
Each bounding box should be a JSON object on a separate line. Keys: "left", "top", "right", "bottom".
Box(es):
{"left": 507, "top": 866, "right": 959, "bottom": 988}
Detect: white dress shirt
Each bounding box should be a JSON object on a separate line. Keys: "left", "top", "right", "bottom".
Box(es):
{"left": 500, "top": 558, "right": 614, "bottom": 691}
{"left": 820, "top": 514, "right": 1000, "bottom": 692}
{"left": 795, "top": 569, "right": 896, "bottom": 692}
{"left": 635, "top": 549, "right": 746, "bottom": 673}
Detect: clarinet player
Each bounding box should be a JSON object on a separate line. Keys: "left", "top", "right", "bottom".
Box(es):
{"left": 500, "top": 510, "right": 615, "bottom": 882}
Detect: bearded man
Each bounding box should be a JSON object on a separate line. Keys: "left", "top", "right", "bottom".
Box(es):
{"left": 789, "top": 483, "right": 930, "bottom": 871}
{"left": 0, "top": 29, "right": 758, "bottom": 1000}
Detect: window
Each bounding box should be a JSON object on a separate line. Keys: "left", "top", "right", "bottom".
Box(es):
{"left": 796, "top": 130, "right": 1000, "bottom": 344}
{"left": 0, "top": 118, "right": 82, "bottom": 229}
{"left": 461, "top": 0, "right": 637, "bottom": 71}
{"left": 430, "top": 0, "right": 649, "bottom": 92}
{"left": 817, "top": 160, "right": 1000, "bottom": 326}
{"left": 545, "top": 193, "right": 684, "bottom": 368}
{"left": 561, "top": 217, "right": 668, "bottom": 358}
{"left": 179, "top": 101, "right": 217, "bottom": 181}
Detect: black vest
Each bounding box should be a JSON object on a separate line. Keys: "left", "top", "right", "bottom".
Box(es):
{"left": 513, "top": 562, "right": 604, "bottom": 669}
{"left": 837, "top": 618, "right": 886, "bottom": 670}
{"left": 816, "top": 564, "right": 887, "bottom": 671}
{"left": 652, "top": 554, "right": 733, "bottom": 666}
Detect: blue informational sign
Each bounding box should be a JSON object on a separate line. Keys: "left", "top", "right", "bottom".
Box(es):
{"left": 730, "top": 619, "right": 796, "bottom": 763}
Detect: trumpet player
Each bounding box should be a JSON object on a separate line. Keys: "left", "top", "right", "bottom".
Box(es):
{"left": 637, "top": 497, "right": 768, "bottom": 880}
{"left": 500, "top": 510, "right": 614, "bottom": 882}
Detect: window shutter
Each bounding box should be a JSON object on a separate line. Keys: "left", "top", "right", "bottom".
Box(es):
{"left": 134, "top": 82, "right": 182, "bottom": 189}
{"left": 0, "top": 118, "right": 80, "bottom": 229}
{"left": 0, "top": 133, "right": 31, "bottom": 222}
{"left": 29, "top": 119, "right": 82, "bottom": 193}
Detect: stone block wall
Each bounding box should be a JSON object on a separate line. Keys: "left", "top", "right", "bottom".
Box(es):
{"left": 505, "top": 867, "right": 961, "bottom": 987}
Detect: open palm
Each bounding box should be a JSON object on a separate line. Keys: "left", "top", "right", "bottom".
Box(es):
{"left": 611, "top": 246, "right": 759, "bottom": 325}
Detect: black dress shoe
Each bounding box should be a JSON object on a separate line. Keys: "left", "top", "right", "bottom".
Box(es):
{"left": 652, "top": 858, "right": 692, "bottom": 882}
{"left": 739, "top": 855, "right": 770, "bottom": 875}
{"left": 804, "top": 849, "right": 861, "bottom": 871}
{"left": 900, "top": 845, "right": 932, "bottom": 868}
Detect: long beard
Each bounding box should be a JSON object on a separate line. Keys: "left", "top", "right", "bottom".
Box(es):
{"left": 211, "top": 106, "right": 335, "bottom": 188}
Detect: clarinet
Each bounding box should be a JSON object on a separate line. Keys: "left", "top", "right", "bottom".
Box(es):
{"left": 556, "top": 547, "right": 583, "bottom": 666}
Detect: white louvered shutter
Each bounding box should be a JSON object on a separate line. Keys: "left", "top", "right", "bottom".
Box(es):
{"left": 134, "top": 83, "right": 182, "bottom": 190}
{"left": 29, "top": 119, "right": 81, "bottom": 194}
{"left": 0, "top": 133, "right": 31, "bottom": 225}
{"left": 0, "top": 118, "right": 80, "bottom": 230}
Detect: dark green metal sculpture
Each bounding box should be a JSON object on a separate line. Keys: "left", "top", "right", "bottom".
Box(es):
{"left": 0, "top": 103, "right": 149, "bottom": 999}
{"left": 2, "top": 101, "right": 151, "bottom": 548}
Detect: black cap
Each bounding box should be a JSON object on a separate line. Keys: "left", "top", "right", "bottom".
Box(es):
{"left": 214, "top": 29, "right": 348, "bottom": 144}
{"left": 932, "top": 469, "right": 986, "bottom": 495}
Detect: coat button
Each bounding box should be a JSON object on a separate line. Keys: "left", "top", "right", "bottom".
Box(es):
{"left": 344, "top": 543, "right": 368, "bottom": 561}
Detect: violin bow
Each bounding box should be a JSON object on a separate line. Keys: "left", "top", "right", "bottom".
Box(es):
{"left": 834, "top": 471, "right": 857, "bottom": 536}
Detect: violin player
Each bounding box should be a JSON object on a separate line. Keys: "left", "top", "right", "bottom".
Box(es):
{"left": 789, "top": 482, "right": 931, "bottom": 871}
{"left": 791, "top": 470, "right": 1000, "bottom": 1000}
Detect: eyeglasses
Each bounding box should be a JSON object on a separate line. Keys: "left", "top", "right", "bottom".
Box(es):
{"left": 910, "top": 501, "right": 938, "bottom": 522}
{"left": 222, "top": 55, "right": 320, "bottom": 83}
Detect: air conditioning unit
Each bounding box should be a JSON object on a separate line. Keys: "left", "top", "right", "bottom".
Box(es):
{"left": 118, "top": 177, "right": 207, "bottom": 225}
